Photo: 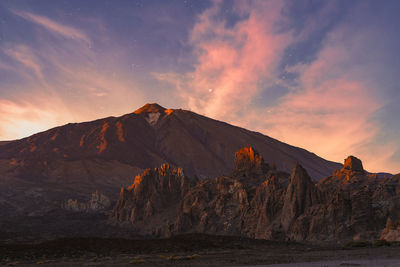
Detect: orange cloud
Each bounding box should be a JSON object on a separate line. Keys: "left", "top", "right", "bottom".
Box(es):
{"left": 0, "top": 99, "right": 73, "bottom": 140}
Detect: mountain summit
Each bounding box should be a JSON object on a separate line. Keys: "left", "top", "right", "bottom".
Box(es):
{"left": 133, "top": 103, "right": 167, "bottom": 114}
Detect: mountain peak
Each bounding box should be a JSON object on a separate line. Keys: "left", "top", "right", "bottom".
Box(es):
{"left": 134, "top": 103, "right": 166, "bottom": 114}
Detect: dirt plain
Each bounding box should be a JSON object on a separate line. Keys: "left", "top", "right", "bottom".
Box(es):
{"left": 1, "top": 234, "right": 400, "bottom": 266}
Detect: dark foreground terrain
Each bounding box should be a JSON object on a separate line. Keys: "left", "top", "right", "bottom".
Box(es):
{"left": 1, "top": 234, "right": 400, "bottom": 266}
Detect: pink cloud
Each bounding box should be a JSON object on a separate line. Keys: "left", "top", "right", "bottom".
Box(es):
{"left": 257, "top": 26, "right": 396, "bottom": 173}
{"left": 161, "top": 0, "right": 292, "bottom": 121}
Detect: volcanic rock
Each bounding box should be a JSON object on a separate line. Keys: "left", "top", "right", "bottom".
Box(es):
{"left": 111, "top": 163, "right": 193, "bottom": 236}
{"left": 233, "top": 147, "right": 269, "bottom": 176}
{"left": 242, "top": 170, "right": 289, "bottom": 240}
{"left": 232, "top": 147, "right": 269, "bottom": 189}
{"left": 342, "top": 156, "right": 364, "bottom": 172}
{"left": 380, "top": 197, "right": 400, "bottom": 241}
{"left": 63, "top": 191, "right": 111, "bottom": 213}
{"left": 173, "top": 176, "right": 249, "bottom": 236}
{"left": 111, "top": 151, "right": 400, "bottom": 242}
{"left": 281, "top": 163, "right": 320, "bottom": 232}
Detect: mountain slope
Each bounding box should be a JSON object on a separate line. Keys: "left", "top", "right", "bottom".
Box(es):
{"left": 0, "top": 103, "right": 341, "bottom": 181}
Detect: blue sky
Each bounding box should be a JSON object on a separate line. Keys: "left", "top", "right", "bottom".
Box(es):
{"left": 0, "top": 0, "right": 399, "bottom": 173}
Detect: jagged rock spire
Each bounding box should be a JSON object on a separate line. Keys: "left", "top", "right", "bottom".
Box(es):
{"left": 281, "top": 162, "right": 320, "bottom": 232}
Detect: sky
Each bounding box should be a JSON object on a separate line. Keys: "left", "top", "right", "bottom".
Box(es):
{"left": 0, "top": 0, "right": 399, "bottom": 174}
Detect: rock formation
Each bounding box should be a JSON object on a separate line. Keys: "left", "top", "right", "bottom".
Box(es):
{"left": 342, "top": 155, "right": 364, "bottom": 172}
{"left": 112, "top": 148, "right": 400, "bottom": 242}
{"left": 281, "top": 163, "right": 320, "bottom": 231}
{"left": 173, "top": 176, "right": 249, "bottom": 236}
{"left": 232, "top": 147, "right": 270, "bottom": 192}
{"left": 280, "top": 163, "right": 321, "bottom": 240}
{"left": 242, "top": 170, "right": 288, "bottom": 240}
{"left": 111, "top": 163, "right": 193, "bottom": 236}
{"left": 378, "top": 174, "right": 400, "bottom": 241}
{"left": 63, "top": 191, "right": 111, "bottom": 213}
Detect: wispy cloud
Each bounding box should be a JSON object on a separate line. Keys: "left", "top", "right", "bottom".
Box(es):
{"left": 158, "top": 0, "right": 292, "bottom": 121}
{"left": 4, "top": 45, "right": 44, "bottom": 79}
{"left": 0, "top": 10, "right": 146, "bottom": 140}
{"left": 12, "top": 10, "right": 91, "bottom": 44}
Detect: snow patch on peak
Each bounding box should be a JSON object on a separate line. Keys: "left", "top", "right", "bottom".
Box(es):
{"left": 146, "top": 112, "right": 160, "bottom": 126}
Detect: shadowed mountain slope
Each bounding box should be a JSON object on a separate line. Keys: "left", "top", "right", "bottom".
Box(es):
{"left": 0, "top": 103, "right": 341, "bottom": 181}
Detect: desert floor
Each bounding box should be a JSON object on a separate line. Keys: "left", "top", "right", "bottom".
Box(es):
{"left": 1, "top": 234, "right": 399, "bottom": 266}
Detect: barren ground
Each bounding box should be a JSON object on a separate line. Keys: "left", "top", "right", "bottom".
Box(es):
{"left": 1, "top": 234, "right": 400, "bottom": 266}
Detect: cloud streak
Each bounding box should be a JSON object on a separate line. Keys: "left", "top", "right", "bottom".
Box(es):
{"left": 13, "top": 10, "right": 91, "bottom": 44}
{"left": 4, "top": 45, "right": 44, "bottom": 79}
{"left": 0, "top": 10, "right": 146, "bottom": 140}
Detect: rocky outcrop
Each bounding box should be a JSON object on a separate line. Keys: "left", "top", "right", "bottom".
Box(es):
{"left": 173, "top": 176, "right": 249, "bottom": 236}
{"left": 379, "top": 174, "right": 400, "bottom": 241}
{"left": 342, "top": 156, "right": 364, "bottom": 172}
{"left": 111, "top": 163, "right": 193, "bottom": 236}
{"left": 63, "top": 191, "right": 111, "bottom": 213}
{"left": 242, "top": 170, "right": 289, "bottom": 240}
{"left": 231, "top": 147, "right": 270, "bottom": 194}
{"left": 233, "top": 147, "right": 269, "bottom": 177}
{"left": 111, "top": 150, "right": 400, "bottom": 242}
{"left": 380, "top": 197, "right": 400, "bottom": 241}
{"left": 281, "top": 163, "right": 320, "bottom": 233}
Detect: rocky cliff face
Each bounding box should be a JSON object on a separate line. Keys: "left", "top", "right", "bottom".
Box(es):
{"left": 378, "top": 174, "right": 400, "bottom": 241}
{"left": 112, "top": 149, "right": 400, "bottom": 242}
{"left": 281, "top": 163, "right": 320, "bottom": 231}
{"left": 174, "top": 176, "right": 249, "bottom": 236}
{"left": 111, "top": 163, "right": 193, "bottom": 236}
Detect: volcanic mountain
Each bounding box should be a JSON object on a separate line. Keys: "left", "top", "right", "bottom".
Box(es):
{"left": 0, "top": 103, "right": 342, "bottom": 241}
{"left": 0, "top": 103, "right": 341, "bottom": 179}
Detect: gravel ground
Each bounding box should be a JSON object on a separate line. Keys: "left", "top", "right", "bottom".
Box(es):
{"left": 1, "top": 235, "right": 400, "bottom": 266}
